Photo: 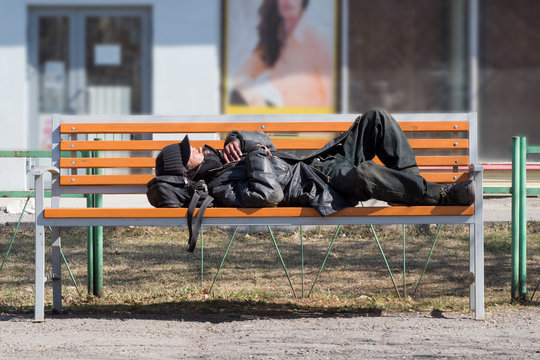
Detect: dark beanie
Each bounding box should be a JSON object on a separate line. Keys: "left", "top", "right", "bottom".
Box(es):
{"left": 155, "top": 135, "right": 191, "bottom": 176}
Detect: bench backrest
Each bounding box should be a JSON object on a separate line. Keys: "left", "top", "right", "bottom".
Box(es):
{"left": 51, "top": 113, "right": 477, "bottom": 197}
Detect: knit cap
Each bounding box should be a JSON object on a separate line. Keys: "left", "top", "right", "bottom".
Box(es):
{"left": 155, "top": 135, "right": 191, "bottom": 176}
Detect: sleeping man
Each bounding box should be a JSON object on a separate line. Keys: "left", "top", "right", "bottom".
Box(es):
{"left": 155, "top": 108, "right": 475, "bottom": 216}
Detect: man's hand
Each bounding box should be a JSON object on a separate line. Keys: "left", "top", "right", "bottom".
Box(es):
{"left": 223, "top": 140, "right": 242, "bottom": 163}
{"left": 258, "top": 145, "right": 272, "bottom": 157}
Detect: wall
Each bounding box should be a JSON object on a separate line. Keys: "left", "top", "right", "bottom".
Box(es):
{"left": 479, "top": 0, "right": 540, "bottom": 160}
{"left": 153, "top": 0, "right": 221, "bottom": 114}
{"left": 0, "top": 1, "right": 29, "bottom": 190}
{"left": 0, "top": 0, "right": 221, "bottom": 191}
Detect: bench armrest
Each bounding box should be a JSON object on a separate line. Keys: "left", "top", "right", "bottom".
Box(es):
{"left": 33, "top": 166, "right": 60, "bottom": 212}
{"left": 32, "top": 166, "right": 60, "bottom": 176}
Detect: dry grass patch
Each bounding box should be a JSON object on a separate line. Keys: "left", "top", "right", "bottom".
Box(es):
{"left": 1, "top": 222, "right": 539, "bottom": 315}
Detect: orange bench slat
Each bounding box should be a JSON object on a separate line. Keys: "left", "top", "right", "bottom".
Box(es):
{"left": 43, "top": 205, "right": 474, "bottom": 218}
{"left": 412, "top": 156, "right": 469, "bottom": 166}
{"left": 60, "top": 138, "right": 469, "bottom": 152}
{"left": 59, "top": 172, "right": 468, "bottom": 186}
{"left": 60, "top": 157, "right": 156, "bottom": 168}
{"left": 60, "top": 174, "right": 153, "bottom": 185}
{"left": 60, "top": 121, "right": 469, "bottom": 134}
{"left": 61, "top": 155, "right": 470, "bottom": 169}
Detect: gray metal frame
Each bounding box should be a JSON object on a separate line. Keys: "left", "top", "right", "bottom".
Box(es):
{"left": 33, "top": 112, "right": 484, "bottom": 321}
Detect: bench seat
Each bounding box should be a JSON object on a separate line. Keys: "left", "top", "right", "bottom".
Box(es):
{"left": 42, "top": 206, "right": 474, "bottom": 221}
{"left": 33, "top": 112, "right": 484, "bottom": 321}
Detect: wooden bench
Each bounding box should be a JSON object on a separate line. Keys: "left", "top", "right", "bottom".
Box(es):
{"left": 33, "top": 112, "right": 484, "bottom": 321}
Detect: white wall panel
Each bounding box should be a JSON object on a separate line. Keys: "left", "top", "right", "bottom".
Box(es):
{"left": 0, "top": 0, "right": 222, "bottom": 190}
{"left": 153, "top": 0, "right": 221, "bottom": 115}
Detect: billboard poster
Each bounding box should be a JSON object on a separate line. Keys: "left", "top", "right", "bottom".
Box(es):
{"left": 223, "top": 0, "right": 338, "bottom": 114}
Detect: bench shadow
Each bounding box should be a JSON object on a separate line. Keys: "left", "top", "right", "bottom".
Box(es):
{"left": 0, "top": 300, "right": 384, "bottom": 323}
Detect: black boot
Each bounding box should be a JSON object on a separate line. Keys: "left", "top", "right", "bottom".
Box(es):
{"left": 439, "top": 180, "right": 475, "bottom": 205}
{"left": 421, "top": 180, "right": 475, "bottom": 206}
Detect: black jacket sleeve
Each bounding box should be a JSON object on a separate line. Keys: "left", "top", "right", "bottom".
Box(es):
{"left": 224, "top": 131, "right": 277, "bottom": 153}
{"left": 208, "top": 146, "right": 284, "bottom": 207}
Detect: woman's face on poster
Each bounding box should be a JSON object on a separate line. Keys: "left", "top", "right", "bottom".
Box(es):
{"left": 277, "top": 0, "right": 304, "bottom": 20}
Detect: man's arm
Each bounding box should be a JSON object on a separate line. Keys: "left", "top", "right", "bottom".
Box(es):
{"left": 223, "top": 130, "right": 276, "bottom": 163}
{"left": 209, "top": 146, "right": 284, "bottom": 207}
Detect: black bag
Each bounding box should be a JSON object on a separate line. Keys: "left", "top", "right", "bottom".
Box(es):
{"left": 146, "top": 175, "right": 213, "bottom": 252}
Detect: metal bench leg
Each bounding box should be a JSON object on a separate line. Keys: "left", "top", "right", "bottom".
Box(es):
{"left": 209, "top": 226, "right": 239, "bottom": 293}
{"left": 470, "top": 168, "right": 485, "bottom": 320}
{"left": 34, "top": 172, "right": 46, "bottom": 322}
{"left": 470, "top": 220, "right": 485, "bottom": 319}
{"left": 469, "top": 224, "right": 475, "bottom": 311}
{"left": 51, "top": 227, "right": 62, "bottom": 314}
{"left": 35, "top": 223, "right": 46, "bottom": 322}
{"left": 369, "top": 224, "right": 401, "bottom": 298}
{"left": 359, "top": 203, "right": 401, "bottom": 298}
{"left": 308, "top": 225, "right": 341, "bottom": 297}
{"left": 412, "top": 224, "right": 443, "bottom": 298}
{"left": 267, "top": 226, "right": 297, "bottom": 298}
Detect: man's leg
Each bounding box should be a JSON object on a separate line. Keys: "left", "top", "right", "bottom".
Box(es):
{"left": 341, "top": 108, "right": 419, "bottom": 172}
{"left": 329, "top": 161, "right": 426, "bottom": 204}
{"left": 328, "top": 161, "right": 474, "bottom": 206}
{"left": 312, "top": 108, "right": 474, "bottom": 205}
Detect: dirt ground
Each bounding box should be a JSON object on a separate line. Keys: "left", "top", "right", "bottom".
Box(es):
{"left": 1, "top": 309, "right": 539, "bottom": 359}
{"left": 2, "top": 197, "right": 540, "bottom": 359}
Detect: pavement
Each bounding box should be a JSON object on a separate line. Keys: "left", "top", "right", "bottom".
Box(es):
{"left": 1, "top": 310, "right": 540, "bottom": 359}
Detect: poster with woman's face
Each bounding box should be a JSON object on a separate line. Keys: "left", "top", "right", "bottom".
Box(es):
{"left": 224, "top": 0, "right": 337, "bottom": 114}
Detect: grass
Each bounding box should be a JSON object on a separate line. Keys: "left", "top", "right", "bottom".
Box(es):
{"left": 1, "top": 222, "right": 539, "bottom": 316}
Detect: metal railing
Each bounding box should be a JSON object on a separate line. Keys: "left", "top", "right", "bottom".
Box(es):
{"left": 511, "top": 136, "right": 540, "bottom": 302}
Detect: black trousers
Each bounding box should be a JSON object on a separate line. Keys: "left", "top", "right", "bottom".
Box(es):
{"left": 308, "top": 108, "right": 434, "bottom": 205}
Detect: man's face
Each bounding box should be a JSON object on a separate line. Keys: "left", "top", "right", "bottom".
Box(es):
{"left": 187, "top": 146, "right": 205, "bottom": 169}
{"left": 278, "top": 0, "right": 304, "bottom": 19}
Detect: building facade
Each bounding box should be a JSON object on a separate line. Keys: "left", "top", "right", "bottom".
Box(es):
{"left": 0, "top": 0, "right": 539, "bottom": 191}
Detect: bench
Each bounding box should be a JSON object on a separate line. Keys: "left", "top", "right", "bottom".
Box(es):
{"left": 33, "top": 112, "right": 484, "bottom": 321}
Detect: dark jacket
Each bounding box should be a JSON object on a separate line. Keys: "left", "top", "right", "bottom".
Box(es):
{"left": 193, "top": 130, "right": 355, "bottom": 216}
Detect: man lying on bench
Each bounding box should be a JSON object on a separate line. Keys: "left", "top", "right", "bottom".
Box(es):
{"left": 155, "top": 108, "right": 475, "bottom": 217}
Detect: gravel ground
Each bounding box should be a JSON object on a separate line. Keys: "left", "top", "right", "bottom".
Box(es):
{"left": 1, "top": 309, "right": 539, "bottom": 359}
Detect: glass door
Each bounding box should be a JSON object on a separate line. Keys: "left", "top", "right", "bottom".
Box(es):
{"left": 31, "top": 13, "right": 71, "bottom": 150}
{"left": 85, "top": 12, "right": 150, "bottom": 116}
{"left": 28, "top": 7, "right": 151, "bottom": 150}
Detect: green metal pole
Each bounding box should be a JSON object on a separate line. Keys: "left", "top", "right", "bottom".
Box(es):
{"left": 519, "top": 136, "right": 527, "bottom": 300}
{"left": 359, "top": 202, "right": 401, "bottom": 298}
{"left": 209, "top": 226, "right": 239, "bottom": 294}
{"left": 412, "top": 224, "right": 444, "bottom": 298}
{"left": 267, "top": 226, "right": 297, "bottom": 298}
{"left": 300, "top": 225, "right": 304, "bottom": 298}
{"left": 0, "top": 197, "right": 30, "bottom": 274}
{"left": 60, "top": 248, "right": 82, "bottom": 296}
{"left": 402, "top": 224, "right": 406, "bottom": 298}
{"left": 93, "top": 143, "right": 103, "bottom": 297}
{"left": 200, "top": 227, "right": 204, "bottom": 288}
{"left": 369, "top": 224, "right": 401, "bottom": 298}
{"left": 85, "top": 151, "right": 94, "bottom": 295}
{"left": 531, "top": 278, "right": 540, "bottom": 302}
{"left": 511, "top": 136, "right": 520, "bottom": 301}
{"left": 308, "top": 225, "right": 341, "bottom": 297}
